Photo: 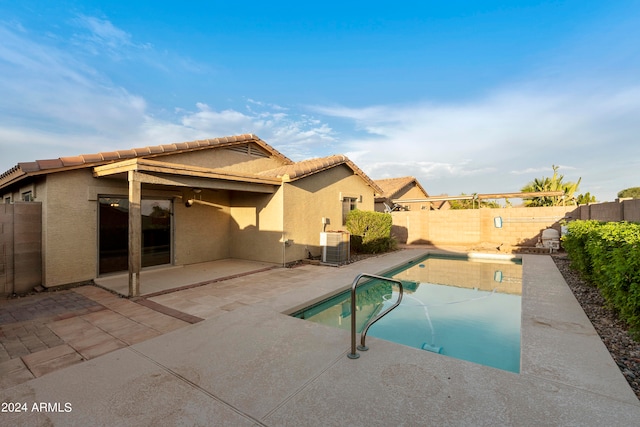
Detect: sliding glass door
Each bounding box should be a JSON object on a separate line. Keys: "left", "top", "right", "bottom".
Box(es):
{"left": 99, "top": 197, "right": 172, "bottom": 274}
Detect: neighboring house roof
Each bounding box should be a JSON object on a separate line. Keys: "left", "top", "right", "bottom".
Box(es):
{"left": 259, "top": 154, "right": 383, "bottom": 194}
{"left": 0, "top": 134, "right": 291, "bottom": 189}
{"left": 374, "top": 176, "right": 429, "bottom": 202}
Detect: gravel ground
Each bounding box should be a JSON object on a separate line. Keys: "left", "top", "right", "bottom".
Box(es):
{"left": 553, "top": 254, "right": 640, "bottom": 399}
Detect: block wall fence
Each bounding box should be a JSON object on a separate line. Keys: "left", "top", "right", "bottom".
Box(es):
{"left": 1, "top": 202, "right": 42, "bottom": 295}
{"left": 391, "top": 199, "right": 640, "bottom": 249}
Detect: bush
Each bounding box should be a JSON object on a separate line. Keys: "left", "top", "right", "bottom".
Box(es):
{"left": 346, "top": 210, "right": 396, "bottom": 254}
{"left": 562, "top": 220, "right": 640, "bottom": 333}
{"left": 561, "top": 220, "right": 601, "bottom": 277}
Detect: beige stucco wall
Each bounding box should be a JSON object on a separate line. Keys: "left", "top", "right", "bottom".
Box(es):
{"left": 282, "top": 165, "right": 375, "bottom": 263}
{"left": 40, "top": 169, "right": 118, "bottom": 287}
{"left": 159, "top": 147, "right": 285, "bottom": 173}
{"left": 174, "top": 189, "right": 232, "bottom": 265}
{"left": 228, "top": 190, "right": 284, "bottom": 264}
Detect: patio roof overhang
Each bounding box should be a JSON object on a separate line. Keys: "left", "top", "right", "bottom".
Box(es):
{"left": 93, "top": 158, "right": 282, "bottom": 194}
{"left": 93, "top": 158, "right": 283, "bottom": 298}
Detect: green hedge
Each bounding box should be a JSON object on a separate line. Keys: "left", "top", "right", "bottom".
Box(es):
{"left": 345, "top": 210, "right": 396, "bottom": 254}
{"left": 562, "top": 220, "right": 640, "bottom": 332}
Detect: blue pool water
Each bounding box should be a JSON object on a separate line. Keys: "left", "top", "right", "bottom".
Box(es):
{"left": 293, "top": 254, "right": 522, "bottom": 373}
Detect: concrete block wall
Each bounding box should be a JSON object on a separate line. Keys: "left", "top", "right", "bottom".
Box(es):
{"left": 391, "top": 206, "right": 577, "bottom": 249}
{"left": 588, "top": 202, "right": 624, "bottom": 222}
{"left": 0, "top": 203, "right": 14, "bottom": 295}
{"left": 0, "top": 202, "right": 42, "bottom": 296}
{"left": 575, "top": 200, "right": 640, "bottom": 222}
{"left": 623, "top": 199, "right": 640, "bottom": 222}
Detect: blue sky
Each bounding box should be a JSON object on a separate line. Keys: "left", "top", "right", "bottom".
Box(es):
{"left": 1, "top": 1, "right": 639, "bottom": 202}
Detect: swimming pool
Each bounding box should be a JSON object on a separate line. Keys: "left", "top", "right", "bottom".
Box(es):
{"left": 292, "top": 253, "right": 523, "bottom": 373}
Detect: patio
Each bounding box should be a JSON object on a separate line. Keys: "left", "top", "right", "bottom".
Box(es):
{"left": 1, "top": 249, "right": 638, "bottom": 425}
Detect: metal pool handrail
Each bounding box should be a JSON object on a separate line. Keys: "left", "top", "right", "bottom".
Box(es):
{"left": 347, "top": 273, "right": 403, "bottom": 359}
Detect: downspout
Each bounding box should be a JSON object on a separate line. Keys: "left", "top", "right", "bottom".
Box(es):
{"left": 282, "top": 231, "right": 286, "bottom": 268}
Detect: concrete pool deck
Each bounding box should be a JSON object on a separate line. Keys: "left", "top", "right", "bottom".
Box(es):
{"left": 1, "top": 249, "right": 639, "bottom": 425}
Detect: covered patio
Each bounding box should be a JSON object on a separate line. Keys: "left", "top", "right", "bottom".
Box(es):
{"left": 93, "top": 158, "right": 282, "bottom": 297}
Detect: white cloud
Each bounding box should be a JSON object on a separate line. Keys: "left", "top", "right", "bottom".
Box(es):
{"left": 312, "top": 85, "right": 640, "bottom": 201}
{"left": 0, "top": 20, "right": 339, "bottom": 168}
{"left": 71, "top": 14, "right": 151, "bottom": 57}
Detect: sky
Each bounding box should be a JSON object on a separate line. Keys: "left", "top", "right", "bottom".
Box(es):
{"left": 1, "top": 1, "right": 639, "bottom": 202}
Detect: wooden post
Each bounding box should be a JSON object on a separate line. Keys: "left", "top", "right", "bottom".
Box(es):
{"left": 128, "top": 171, "right": 141, "bottom": 297}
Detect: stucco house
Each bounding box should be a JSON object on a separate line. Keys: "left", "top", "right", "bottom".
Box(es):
{"left": 0, "top": 134, "right": 382, "bottom": 297}
{"left": 374, "top": 176, "right": 448, "bottom": 212}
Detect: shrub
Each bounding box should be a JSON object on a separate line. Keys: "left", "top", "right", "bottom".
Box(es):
{"left": 562, "top": 220, "right": 640, "bottom": 333}
{"left": 561, "top": 220, "right": 601, "bottom": 277}
{"left": 345, "top": 210, "right": 396, "bottom": 254}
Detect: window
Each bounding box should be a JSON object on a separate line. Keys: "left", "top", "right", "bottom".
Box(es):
{"left": 21, "top": 191, "right": 33, "bottom": 202}
{"left": 342, "top": 197, "right": 358, "bottom": 224}
{"left": 4, "top": 196, "right": 11, "bottom": 204}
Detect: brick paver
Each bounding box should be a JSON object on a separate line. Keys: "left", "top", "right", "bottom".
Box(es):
{"left": 0, "top": 285, "right": 192, "bottom": 390}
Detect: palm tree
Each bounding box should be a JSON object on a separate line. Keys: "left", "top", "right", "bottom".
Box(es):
{"left": 521, "top": 165, "right": 581, "bottom": 206}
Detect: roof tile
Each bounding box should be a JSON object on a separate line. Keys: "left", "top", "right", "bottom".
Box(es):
{"left": 36, "top": 159, "right": 64, "bottom": 170}
{"left": 374, "top": 176, "right": 428, "bottom": 199}
{"left": 98, "top": 152, "right": 120, "bottom": 161}
{"left": 17, "top": 162, "right": 40, "bottom": 173}
{"left": 116, "top": 149, "right": 137, "bottom": 159}
{"left": 81, "top": 153, "right": 104, "bottom": 163}
{"left": 132, "top": 147, "right": 151, "bottom": 156}
{"left": 146, "top": 146, "right": 165, "bottom": 154}
{"left": 60, "top": 156, "right": 85, "bottom": 167}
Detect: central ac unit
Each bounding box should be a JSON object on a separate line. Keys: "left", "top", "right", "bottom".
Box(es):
{"left": 320, "top": 232, "right": 350, "bottom": 265}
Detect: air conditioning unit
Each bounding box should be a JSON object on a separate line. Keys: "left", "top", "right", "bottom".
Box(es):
{"left": 320, "top": 232, "right": 350, "bottom": 265}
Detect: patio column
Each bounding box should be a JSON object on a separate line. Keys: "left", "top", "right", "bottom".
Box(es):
{"left": 128, "top": 170, "right": 142, "bottom": 297}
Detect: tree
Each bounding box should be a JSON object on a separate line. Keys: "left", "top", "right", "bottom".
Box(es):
{"left": 449, "top": 194, "right": 500, "bottom": 209}
{"left": 618, "top": 187, "right": 640, "bottom": 199}
{"left": 576, "top": 192, "right": 596, "bottom": 205}
{"left": 521, "top": 165, "right": 582, "bottom": 206}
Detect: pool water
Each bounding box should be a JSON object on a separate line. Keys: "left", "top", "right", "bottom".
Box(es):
{"left": 293, "top": 254, "right": 522, "bottom": 373}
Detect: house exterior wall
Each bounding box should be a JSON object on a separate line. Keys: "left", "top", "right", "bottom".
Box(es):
{"left": 41, "top": 169, "right": 108, "bottom": 287}
{"left": 160, "top": 147, "right": 286, "bottom": 173}
{"left": 174, "top": 189, "right": 232, "bottom": 265}
{"left": 282, "top": 166, "right": 375, "bottom": 263}
{"left": 2, "top": 146, "right": 383, "bottom": 287}
{"left": 229, "top": 190, "right": 283, "bottom": 264}
{"left": 38, "top": 168, "right": 240, "bottom": 287}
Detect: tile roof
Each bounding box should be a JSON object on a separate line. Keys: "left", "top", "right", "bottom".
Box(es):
{"left": 0, "top": 134, "right": 291, "bottom": 189}
{"left": 259, "top": 154, "right": 382, "bottom": 193}
{"left": 374, "top": 176, "right": 429, "bottom": 200}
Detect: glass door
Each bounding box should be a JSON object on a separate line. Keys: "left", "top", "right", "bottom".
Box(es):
{"left": 99, "top": 197, "right": 172, "bottom": 274}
